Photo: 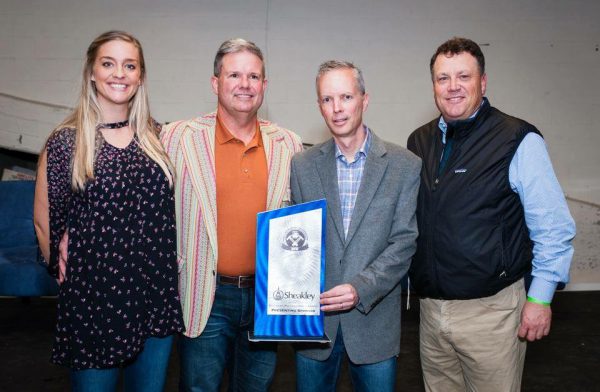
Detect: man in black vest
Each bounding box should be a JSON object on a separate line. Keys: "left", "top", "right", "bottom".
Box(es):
{"left": 407, "top": 37, "right": 575, "bottom": 391}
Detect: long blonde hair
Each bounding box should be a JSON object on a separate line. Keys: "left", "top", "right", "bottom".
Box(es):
{"left": 50, "top": 30, "right": 173, "bottom": 191}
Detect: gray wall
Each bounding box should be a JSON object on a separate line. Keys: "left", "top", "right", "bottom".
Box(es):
{"left": 1, "top": 0, "right": 599, "bottom": 287}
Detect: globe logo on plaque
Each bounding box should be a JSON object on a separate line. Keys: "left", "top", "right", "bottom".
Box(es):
{"left": 273, "top": 287, "right": 284, "bottom": 300}
{"left": 282, "top": 227, "right": 308, "bottom": 251}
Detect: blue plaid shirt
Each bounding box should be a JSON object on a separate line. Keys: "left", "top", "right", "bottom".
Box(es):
{"left": 335, "top": 126, "right": 372, "bottom": 238}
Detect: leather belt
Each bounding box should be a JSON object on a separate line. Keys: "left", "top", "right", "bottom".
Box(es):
{"left": 217, "top": 274, "right": 255, "bottom": 288}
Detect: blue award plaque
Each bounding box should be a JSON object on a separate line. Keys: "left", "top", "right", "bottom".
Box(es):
{"left": 250, "top": 199, "right": 329, "bottom": 342}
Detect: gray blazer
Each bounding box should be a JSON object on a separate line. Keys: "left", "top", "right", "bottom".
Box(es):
{"left": 290, "top": 131, "right": 421, "bottom": 364}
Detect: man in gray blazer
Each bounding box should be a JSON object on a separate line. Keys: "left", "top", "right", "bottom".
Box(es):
{"left": 290, "top": 60, "right": 421, "bottom": 392}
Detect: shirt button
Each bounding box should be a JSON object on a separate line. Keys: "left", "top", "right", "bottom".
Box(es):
{"left": 243, "top": 168, "right": 249, "bottom": 173}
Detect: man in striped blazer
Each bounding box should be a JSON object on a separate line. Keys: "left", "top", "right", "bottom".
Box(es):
{"left": 161, "top": 38, "right": 302, "bottom": 391}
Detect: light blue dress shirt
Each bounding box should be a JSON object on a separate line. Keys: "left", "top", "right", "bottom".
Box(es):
{"left": 438, "top": 106, "right": 576, "bottom": 303}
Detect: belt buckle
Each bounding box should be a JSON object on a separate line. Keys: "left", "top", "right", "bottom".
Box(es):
{"left": 218, "top": 274, "right": 253, "bottom": 288}
{"left": 238, "top": 275, "right": 254, "bottom": 288}
{"left": 236, "top": 276, "right": 244, "bottom": 288}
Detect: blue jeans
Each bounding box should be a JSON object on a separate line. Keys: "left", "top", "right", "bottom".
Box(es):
{"left": 296, "top": 328, "right": 396, "bottom": 392}
{"left": 178, "top": 284, "right": 277, "bottom": 392}
{"left": 70, "top": 335, "right": 174, "bottom": 392}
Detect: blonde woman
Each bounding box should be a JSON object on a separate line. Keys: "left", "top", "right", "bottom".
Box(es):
{"left": 34, "top": 31, "right": 183, "bottom": 392}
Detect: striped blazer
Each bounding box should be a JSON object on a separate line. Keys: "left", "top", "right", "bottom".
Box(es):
{"left": 161, "top": 112, "right": 303, "bottom": 337}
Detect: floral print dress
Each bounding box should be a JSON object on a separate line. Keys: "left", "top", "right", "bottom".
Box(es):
{"left": 46, "top": 128, "right": 183, "bottom": 369}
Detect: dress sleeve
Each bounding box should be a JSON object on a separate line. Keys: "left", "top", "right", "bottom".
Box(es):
{"left": 509, "top": 132, "right": 576, "bottom": 303}
{"left": 45, "top": 128, "right": 75, "bottom": 278}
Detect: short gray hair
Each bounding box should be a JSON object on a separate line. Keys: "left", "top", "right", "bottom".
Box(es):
{"left": 213, "top": 38, "right": 265, "bottom": 77}
{"left": 316, "top": 60, "right": 366, "bottom": 95}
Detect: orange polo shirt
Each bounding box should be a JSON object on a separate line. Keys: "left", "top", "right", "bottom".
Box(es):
{"left": 215, "top": 116, "right": 268, "bottom": 276}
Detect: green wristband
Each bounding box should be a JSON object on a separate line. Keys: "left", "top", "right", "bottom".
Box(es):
{"left": 527, "top": 296, "right": 551, "bottom": 306}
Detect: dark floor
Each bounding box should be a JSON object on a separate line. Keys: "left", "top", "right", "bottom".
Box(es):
{"left": 0, "top": 291, "right": 598, "bottom": 392}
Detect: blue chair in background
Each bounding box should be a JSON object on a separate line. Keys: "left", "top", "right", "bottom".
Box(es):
{"left": 0, "top": 180, "right": 58, "bottom": 297}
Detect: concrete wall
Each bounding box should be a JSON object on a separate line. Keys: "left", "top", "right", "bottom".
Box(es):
{"left": 1, "top": 0, "right": 599, "bottom": 287}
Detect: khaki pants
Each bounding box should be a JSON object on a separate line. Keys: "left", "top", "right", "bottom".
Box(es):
{"left": 419, "top": 280, "right": 527, "bottom": 392}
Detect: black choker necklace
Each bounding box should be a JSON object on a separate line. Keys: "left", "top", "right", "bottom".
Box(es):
{"left": 98, "top": 120, "right": 129, "bottom": 129}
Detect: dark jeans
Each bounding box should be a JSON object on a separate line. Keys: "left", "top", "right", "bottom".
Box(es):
{"left": 70, "top": 335, "right": 174, "bottom": 392}
{"left": 296, "top": 328, "right": 396, "bottom": 392}
{"left": 178, "top": 284, "right": 277, "bottom": 392}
